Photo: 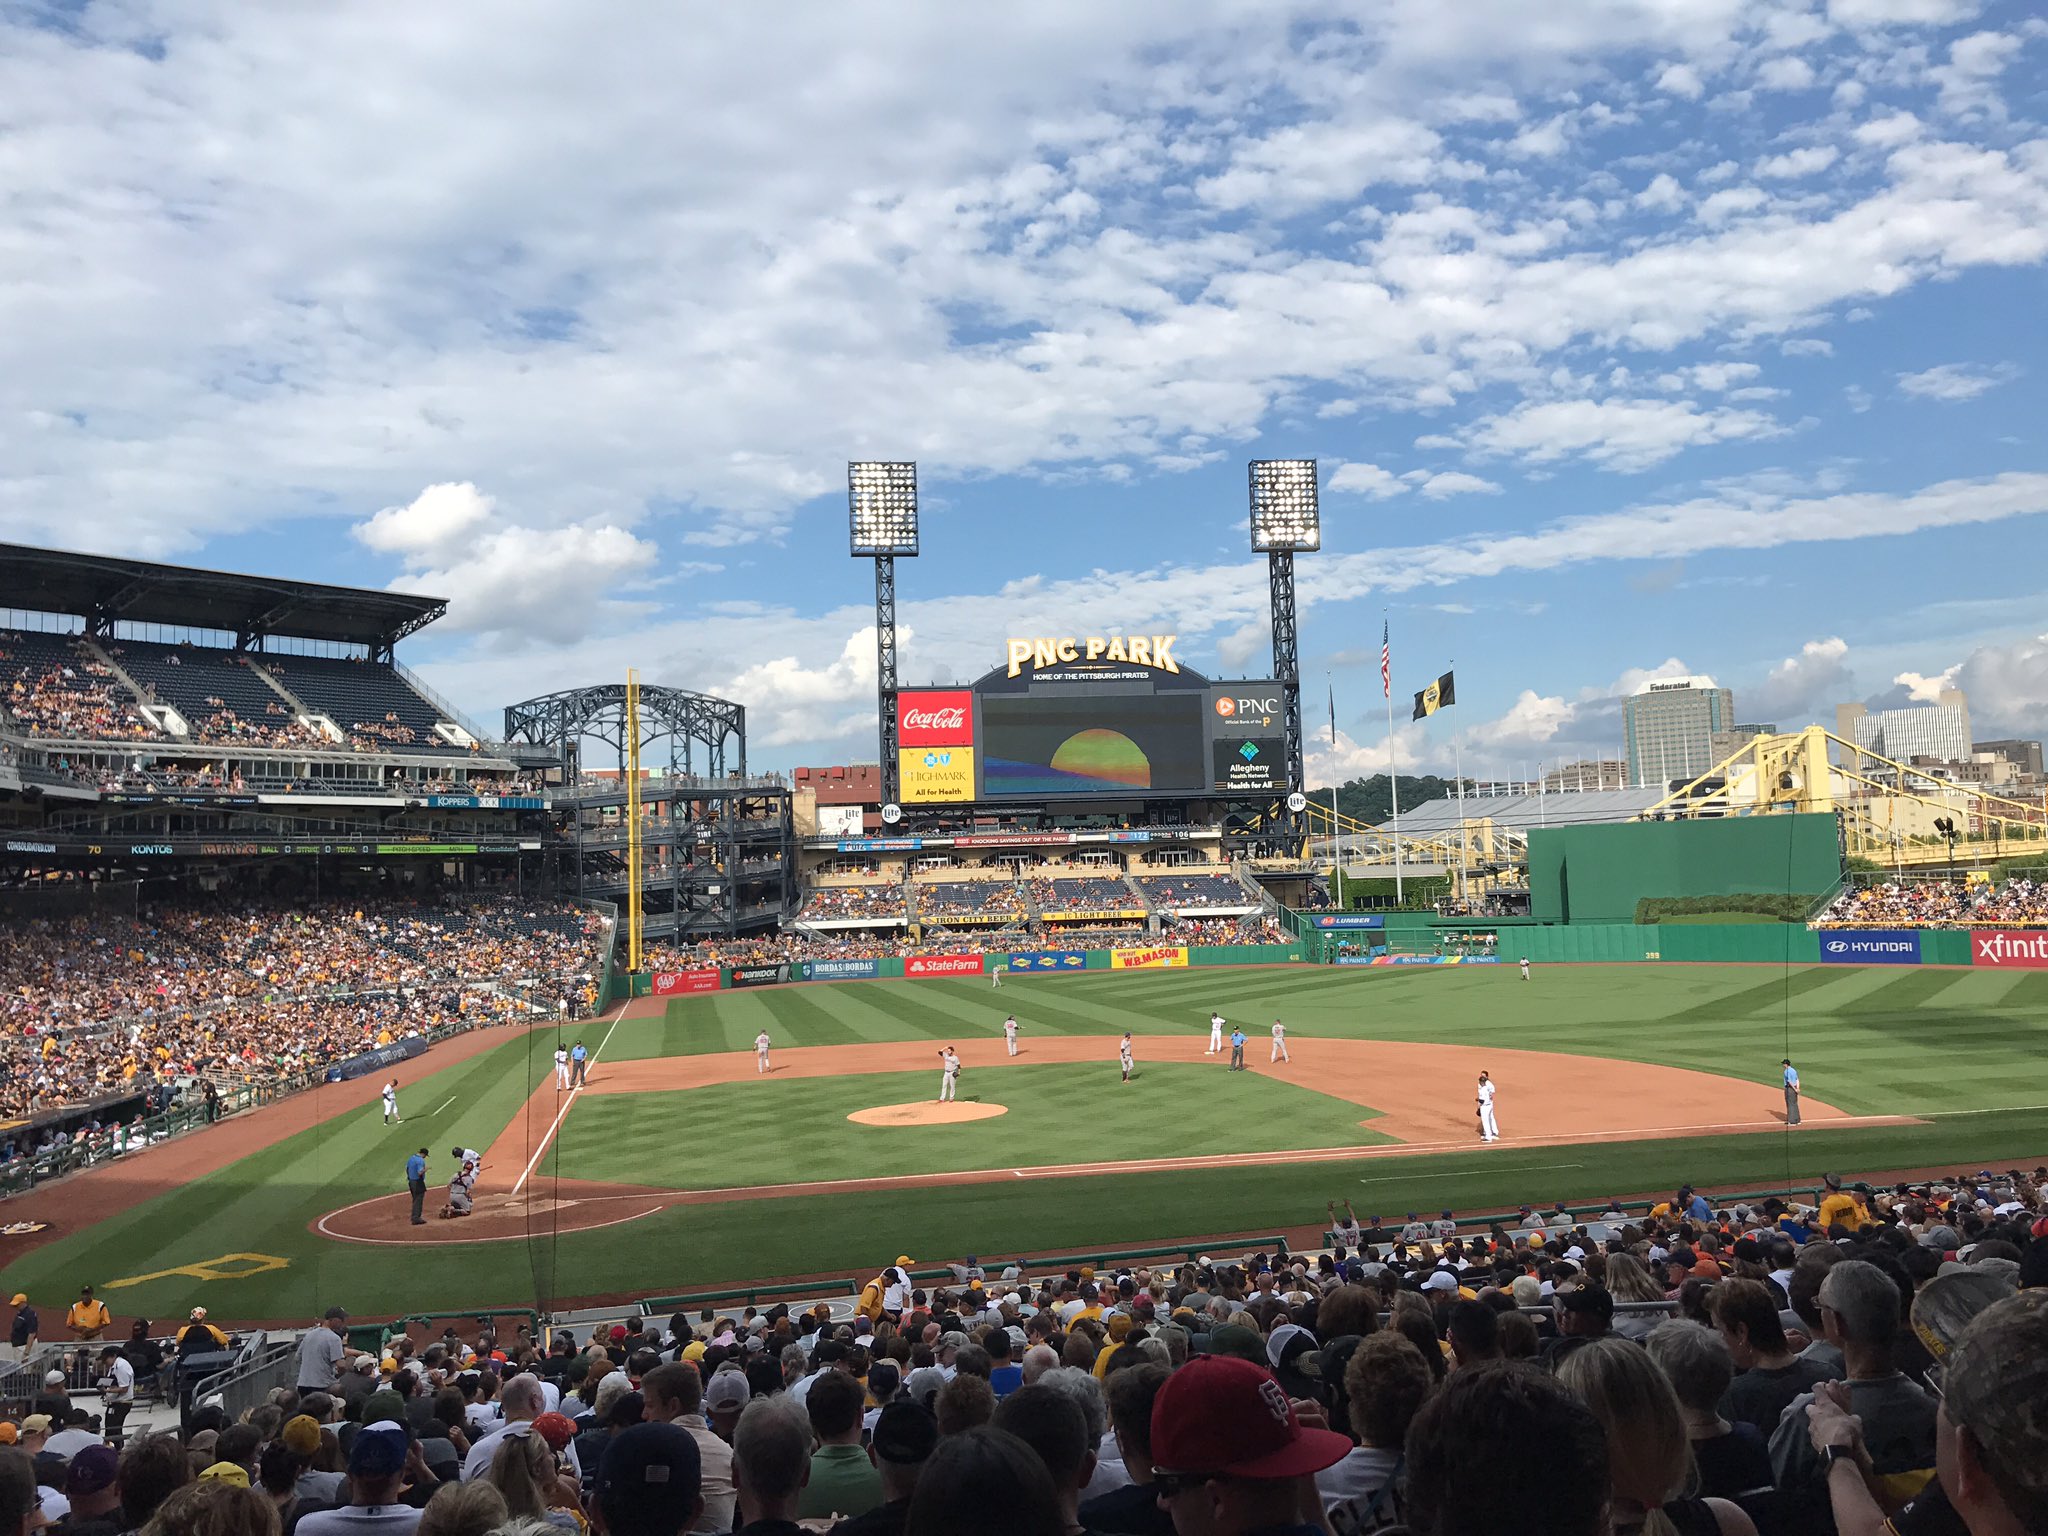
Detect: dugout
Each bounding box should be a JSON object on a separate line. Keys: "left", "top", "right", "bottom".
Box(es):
{"left": 1526, "top": 812, "right": 1842, "bottom": 924}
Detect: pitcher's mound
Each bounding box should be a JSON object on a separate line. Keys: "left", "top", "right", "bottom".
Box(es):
{"left": 849, "top": 1101, "right": 1008, "bottom": 1127}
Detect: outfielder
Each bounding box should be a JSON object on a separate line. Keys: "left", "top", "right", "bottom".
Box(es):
{"left": 1476, "top": 1071, "right": 1500, "bottom": 1142}
{"left": 755, "top": 1030, "right": 773, "bottom": 1075}
{"left": 938, "top": 1047, "right": 961, "bottom": 1103}
{"left": 381, "top": 1079, "right": 400, "bottom": 1125}
{"left": 1207, "top": 1011, "right": 1225, "bottom": 1055}
{"left": 1270, "top": 1019, "right": 1290, "bottom": 1064}
{"left": 554, "top": 1045, "right": 571, "bottom": 1089}
{"left": 1119, "top": 1033, "right": 1134, "bottom": 1082}
{"left": 1003, "top": 1015, "right": 1019, "bottom": 1056}
{"left": 1519, "top": 956, "right": 1531, "bottom": 982}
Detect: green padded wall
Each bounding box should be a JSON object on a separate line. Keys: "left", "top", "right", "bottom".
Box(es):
{"left": 1528, "top": 813, "right": 1842, "bottom": 924}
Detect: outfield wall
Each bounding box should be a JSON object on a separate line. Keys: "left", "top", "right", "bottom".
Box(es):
{"left": 1527, "top": 813, "right": 1842, "bottom": 923}
{"left": 626, "top": 941, "right": 1304, "bottom": 995}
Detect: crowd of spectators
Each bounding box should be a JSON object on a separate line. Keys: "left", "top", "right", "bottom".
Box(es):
{"left": 1135, "top": 873, "right": 1254, "bottom": 910}
{"left": 349, "top": 714, "right": 420, "bottom": 752}
{"left": 801, "top": 888, "right": 909, "bottom": 921}
{"left": 637, "top": 917, "right": 1293, "bottom": 974}
{"left": 2, "top": 638, "right": 160, "bottom": 742}
{"left": 1030, "top": 877, "right": 1138, "bottom": 915}
{"left": 1817, "top": 875, "right": 2048, "bottom": 928}
{"left": 0, "top": 898, "right": 608, "bottom": 1119}
{"left": 188, "top": 700, "right": 329, "bottom": 751}
{"left": 914, "top": 883, "right": 1027, "bottom": 921}
{"left": 8, "top": 1161, "right": 2041, "bottom": 1536}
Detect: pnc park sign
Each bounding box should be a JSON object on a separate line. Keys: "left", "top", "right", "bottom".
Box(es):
{"left": 1005, "top": 634, "right": 1181, "bottom": 677}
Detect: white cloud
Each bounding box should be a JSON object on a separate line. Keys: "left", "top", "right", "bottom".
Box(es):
{"left": 1932, "top": 31, "right": 2022, "bottom": 118}
{"left": 1414, "top": 471, "right": 1503, "bottom": 499}
{"left": 1507, "top": 114, "right": 1572, "bottom": 159}
{"left": 1854, "top": 112, "right": 1924, "bottom": 147}
{"left": 1896, "top": 362, "right": 2018, "bottom": 400}
{"left": 1655, "top": 62, "right": 1706, "bottom": 99}
{"left": 1695, "top": 186, "right": 1770, "bottom": 222}
{"left": 1605, "top": 658, "right": 1698, "bottom": 696}
{"left": 1781, "top": 337, "right": 1833, "bottom": 356}
{"left": 1635, "top": 173, "right": 1687, "bottom": 211}
{"left": 1951, "top": 631, "right": 2048, "bottom": 733}
{"left": 1756, "top": 145, "right": 1840, "bottom": 179}
{"left": 1893, "top": 665, "right": 1961, "bottom": 701}
{"left": 1465, "top": 688, "right": 1575, "bottom": 748}
{"left": 353, "top": 482, "right": 661, "bottom": 644}
{"left": 1827, "top": 0, "right": 1982, "bottom": 25}
{"left": 722, "top": 626, "right": 887, "bottom": 747}
{"left": 1454, "top": 396, "right": 1783, "bottom": 471}
{"left": 1327, "top": 462, "right": 1408, "bottom": 499}
{"left": 1755, "top": 56, "right": 1817, "bottom": 91}
{"left": 1748, "top": 635, "right": 1852, "bottom": 719}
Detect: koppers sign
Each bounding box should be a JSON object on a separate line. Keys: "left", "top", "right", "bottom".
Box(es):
{"left": 1971, "top": 930, "right": 2048, "bottom": 968}
{"left": 1109, "top": 945, "right": 1189, "bottom": 970}
{"left": 897, "top": 691, "right": 974, "bottom": 746}
{"left": 906, "top": 953, "right": 984, "bottom": 978}
{"left": 650, "top": 969, "right": 720, "bottom": 995}
{"left": 1820, "top": 931, "right": 1921, "bottom": 965}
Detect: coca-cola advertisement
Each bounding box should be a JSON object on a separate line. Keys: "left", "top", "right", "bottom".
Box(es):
{"left": 905, "top": 953, "right": 985, "bottom": 978}
{"left": 898, "top": 690, "right": 974, "bottom": 746}
{"left": 650, "top": 969, "right": 720, "bottom": 996}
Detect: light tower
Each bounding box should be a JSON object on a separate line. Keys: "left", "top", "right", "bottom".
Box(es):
{"left": 848, "top": 462, "right": 920, "bottom": 811}
{"left": 1247, "top": 459, "right": 1320, "bottom": 827}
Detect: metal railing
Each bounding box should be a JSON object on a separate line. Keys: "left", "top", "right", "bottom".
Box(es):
{"left": 187, "top": 1336, "right": 294, "bottom": 1421}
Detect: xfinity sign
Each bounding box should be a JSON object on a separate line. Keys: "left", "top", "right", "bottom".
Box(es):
{"left": 1819, "top": 930, "right": 1921, "bottom": 965}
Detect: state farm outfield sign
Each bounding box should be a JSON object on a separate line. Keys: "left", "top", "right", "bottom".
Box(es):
{"left": 1971, "top": 930, "right": 2048, "bottom": 968}
{"left": 905, "top": 954, "right": 984, "bottom": 978}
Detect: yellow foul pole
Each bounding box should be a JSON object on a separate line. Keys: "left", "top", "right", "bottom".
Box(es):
{"left": 625, "top": 668, "right": 644, "bottom": 973}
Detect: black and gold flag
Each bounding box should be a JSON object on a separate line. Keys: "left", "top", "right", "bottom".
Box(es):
{"left": 1412, "top": 670, "right": 1456, "bottom": 720}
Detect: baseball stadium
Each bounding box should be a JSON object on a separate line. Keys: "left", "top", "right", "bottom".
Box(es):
{"left": 3, "top": 489, "right": 2045, "bottom": 1359}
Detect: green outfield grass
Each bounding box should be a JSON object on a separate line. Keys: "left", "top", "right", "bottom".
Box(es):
{"left": 2, "top": 961, "right": 2044, "bottom": 1322}
{"left": 554, "top": 1064, "right": 1392, "bottom": 1190}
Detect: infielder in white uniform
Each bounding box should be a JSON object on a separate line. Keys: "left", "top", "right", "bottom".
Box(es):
{"left": 1270, "top": 1020, "right": 1290, "bottom": 1063}
{"left": 381, "top": 1080, "right": 400, "bottom": 1124}
{"left": 1119, "top": 1033, "right": 1134, "bottom": 1082}
{"left": 1476, "top": 1071, "right": 1500, "bottom": 1142}
{"left": 938, "top": 1047, "right": 960, "bottom": 1103}
{"left": 1003, "top": 1015, "right": 1019, "bottom": 1056}
{"left": 755, "top": 1031, "right": 773, "bottom": 1074}
{"left": 1207, "top": 1012, "right": 1225, "bottom": 1054}
{"left": 553, "top": 1046, "right": 571, "bottom": 1089}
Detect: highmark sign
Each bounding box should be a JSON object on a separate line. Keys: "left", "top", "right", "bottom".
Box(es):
{"left": 1004, "top": 635, "right": 1180, "bottom": 677}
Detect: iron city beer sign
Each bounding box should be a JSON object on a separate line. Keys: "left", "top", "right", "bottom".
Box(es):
{"left": 1005, "top": 635, "right": 1180, "bottom": 677}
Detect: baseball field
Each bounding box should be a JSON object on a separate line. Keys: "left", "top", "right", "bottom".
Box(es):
{"left": 2, "top": 959, "right": 2045, "bottom": 1325}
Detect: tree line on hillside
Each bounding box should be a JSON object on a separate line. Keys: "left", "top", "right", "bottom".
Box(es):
{"left": 1315, "top": 773, "right": 1465, "bottom": 826}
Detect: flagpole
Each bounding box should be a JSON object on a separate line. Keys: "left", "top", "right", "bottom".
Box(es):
{"left": 1385, "top": 614, "right": 1404, "bottom": 903}
{"left": 1327, "top": 676, "right": 1342, "bottom": 906}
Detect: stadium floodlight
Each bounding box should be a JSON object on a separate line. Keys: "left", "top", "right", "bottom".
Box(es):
{"left": 1247, "top": 459, "right": 1321, "bottom": 552}
{"left": 848, "top": 461, "right": 920, "bottom": 557}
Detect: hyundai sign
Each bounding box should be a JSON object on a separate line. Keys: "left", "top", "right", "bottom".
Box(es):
{"left": 1819, "top": 930, "right": 1921, "bottom": 965}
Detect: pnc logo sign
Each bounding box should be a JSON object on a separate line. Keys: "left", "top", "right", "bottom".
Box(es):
{"left": 1215, "top": 695, "right": 1281, "bottom": 725}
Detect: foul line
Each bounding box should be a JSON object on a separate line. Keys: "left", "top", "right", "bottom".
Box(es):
{"left": 512, "top": 1017, "right": 618, "bottom": 1196}
{"left": 1357, "top": 1161, "right": 1583, "bottom": 1185}
{"left": 423, "top": 1095, "right": 457, "bottom": 1118}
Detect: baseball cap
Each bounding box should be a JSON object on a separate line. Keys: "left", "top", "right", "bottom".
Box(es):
{"left": 871, "top": 1401, "right": 939, "bottom": 1465}
{"left": 1912, "top": 1270, "right": 2017, "bottom": 1361}
{"left": 324, "top": 1306, "right": 348, "bottom": 1321}
{"left": 595, "top": 1422, "right": 702, "bottom": 1536}
{"left": 1151, "top": 1356, "right": 1351, "bottom": 1480}
{"left": 1940, "top": 1292, "right": 2048, "bottom": 1523}
{"left": 531, "top": 1412, "right": 577, "bottom": 1452}
{"left": 21, "top": 1416, "right": 52, "bottom": 1435}
{"left": 702, "top": 1372, "right": 751, "bottom": 1414}
{"left": 65, "top": 1446, "right": 119, "bottom": 1496}
{"left": 280, "top": 1416, "right": 323, "bottom": 1456}
{"left": 42, "top": 1371, "right": 64, "bottom": 1388}
{"left": 347, "top": 1423, "right": 409, "bottom": 1478}
{"left": 1420, "top": 1271, "right": 1459, "bottom": 1294}
{"left": 1920, "top": 1225, "right": 1961, "bottom": 1252}
{"left": 196, "top": 1463, "right": 249, "bottom": 1487}
{"left": 1203, "top": 1324, "right": 1266, "bottom": 1364}
{"left": 8, "top": 1295, "right": 23, "bottom": 1307}
{"left": 0, "top": 1426, "right": 15, "bottom": 1446}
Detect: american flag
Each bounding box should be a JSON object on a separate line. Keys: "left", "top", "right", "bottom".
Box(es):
{"left": 1379, "top": 620, "right": 1391, "bottom": 699}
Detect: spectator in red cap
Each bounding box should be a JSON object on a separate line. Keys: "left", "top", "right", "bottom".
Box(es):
{"left": 1147, "top": 1355, "right": 1350, "bottom": 1535}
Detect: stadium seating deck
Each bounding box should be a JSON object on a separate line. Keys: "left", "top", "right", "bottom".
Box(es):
{"left": 0, "top": 630, "right": 161, "bottom": 740}
{"left": 1033, "top": 875, "right": 1140, "bottom": 913}
{"left": 109, "top": 639, "right": 329, "bottom": 747}
{"left": 257, "top": 651, "right": 459, "bottom": 752}
{"left": 1136, "top": 871, "right": 1254, "bottom": 908}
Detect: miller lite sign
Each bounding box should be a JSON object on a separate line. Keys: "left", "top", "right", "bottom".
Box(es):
{"left": 898, "top": 690, "right": 974, "bottom": 747}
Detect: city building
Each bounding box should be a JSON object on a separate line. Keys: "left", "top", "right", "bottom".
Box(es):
{"left": 1975, "top": 738, "right": 2045, "bottom": 779}
{"left": 1708, "top": 722, "right": 1779, "bottom": 763}
{"left": 1623, "top": 676, "right": 1734, "bottom": 786}
{"left": 1541, "top": 759, "right": 1628, "bottom": 791}
{"left": 1836, "top": 692, "right": 1972, "bottom": 771}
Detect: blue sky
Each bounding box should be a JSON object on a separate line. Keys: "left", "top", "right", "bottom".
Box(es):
{"left": 2, "top": 0, "right": 2045, "bottom": 782}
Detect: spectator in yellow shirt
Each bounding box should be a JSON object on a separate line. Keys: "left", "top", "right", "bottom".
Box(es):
{"left": 66, "top": 1286, "right": 111, "bottom": 1341}
{"left": 1817, "top": 1174, "right": 1872, "bottom": 1233}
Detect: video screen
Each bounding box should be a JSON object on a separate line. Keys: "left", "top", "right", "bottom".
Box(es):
{"left": 980, "top": 692, "right": 1207, "bottom": 797}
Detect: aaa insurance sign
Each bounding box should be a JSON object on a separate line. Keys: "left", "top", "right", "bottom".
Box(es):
{"left": 1971, "top": 930, "right": 2048, "bottom": 968}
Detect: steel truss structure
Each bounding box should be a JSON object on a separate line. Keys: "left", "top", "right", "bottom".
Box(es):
{"left": 501, "top": 683, "right": 746, "bottom": 780}
{"left": 553, "top": 783, "right": 796, "bottom": 940}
